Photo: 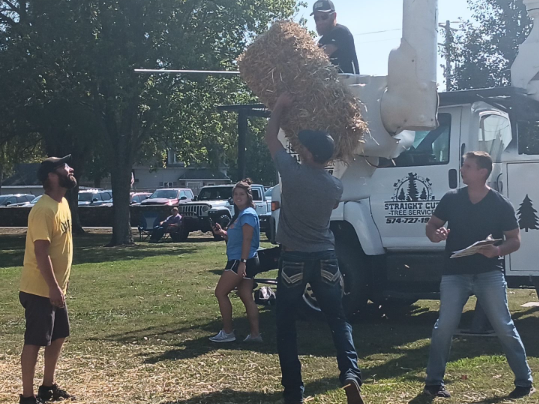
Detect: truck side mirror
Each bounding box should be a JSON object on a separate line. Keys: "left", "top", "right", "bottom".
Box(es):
{"left": 193, "top": 196, "right": 198, "bottom": 201}
{"left": 180, "top": 196, "right": 187, "bottom": 200}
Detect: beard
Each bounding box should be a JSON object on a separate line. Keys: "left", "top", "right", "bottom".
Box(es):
{"left": 59, "top": 173, "right": 77, "bottom": 189}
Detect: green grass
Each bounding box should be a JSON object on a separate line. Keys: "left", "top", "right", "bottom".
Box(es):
{"left": 0, "top": 229, "right": 538, "bottom": 404}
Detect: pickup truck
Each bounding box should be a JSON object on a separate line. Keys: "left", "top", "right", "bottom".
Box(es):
{"left": 178, "top": 184, "right": 271, "bottom": 240}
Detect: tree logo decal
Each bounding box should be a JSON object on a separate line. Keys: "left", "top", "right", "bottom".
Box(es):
{"left": 392, "top": 173, "right": 435, "bottom": 202}
{"left": 517, "top": 194, "right": 539, "bottom": 232}
{"left": 384, "top": 173, "right": 440, "bottom": 225}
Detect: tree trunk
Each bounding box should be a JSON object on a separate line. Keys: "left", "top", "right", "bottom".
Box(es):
{"left": 66, "top": 185, "right": 85, "bottom": 235}
{"left": 107, "top": 146, "right": 134, "bottom": 246}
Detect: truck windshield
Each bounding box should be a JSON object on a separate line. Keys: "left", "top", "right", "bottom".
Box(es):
{"left": 150, "top": 190, "right": 178, "bottom": 199}
{"left": 380, "top": 113, "right": 452, "bottom": 167}
{"left": 198, "top": 187, "right": 233, "bottom": 201}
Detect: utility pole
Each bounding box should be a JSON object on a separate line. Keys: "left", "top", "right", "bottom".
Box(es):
{"left": 443, "top": 20, "right": 452, "bottom": 91}
{"left": 439, "top": 20, "right": 459, "bottom": 91}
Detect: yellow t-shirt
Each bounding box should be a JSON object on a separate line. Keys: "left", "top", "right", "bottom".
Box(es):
{"left": 21, "top": 194, "right": 73, "bottom": 298}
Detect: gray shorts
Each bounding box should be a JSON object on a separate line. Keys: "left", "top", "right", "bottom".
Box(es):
{"left": 19, "top": 291, "right": 70, "bottom": 346}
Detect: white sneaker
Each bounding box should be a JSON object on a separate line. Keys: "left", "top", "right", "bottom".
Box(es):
{"left": 243, "top": 334, "right": 263, "bottom": 343}
{"left": 209, "top": 330, "right": 236, "bottom": 342}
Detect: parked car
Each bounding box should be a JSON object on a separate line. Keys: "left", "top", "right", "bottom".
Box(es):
{"left": 78, "top": 190, "right": 113, "bottom": 206}
{"left": 140, "top": 188, "right": 194, "bottom": 206}
{"left": 264, "top": 186, "right": 274, "bottom": 202}
{"left": 0, "top": 194, "right": 35, "bottom": 207}
{"left": 178, "top": 184, "right": 270, "bottom": 241}
{"left": 22, "top": 195, "right": 43, "bottom": 207}
{"left": 130, "top": 192, "right": 151, "bottom": 205}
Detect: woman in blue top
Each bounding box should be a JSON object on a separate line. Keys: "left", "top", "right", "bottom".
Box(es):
{"left": 209, "top": 179, "right": 261, "bottom": 343}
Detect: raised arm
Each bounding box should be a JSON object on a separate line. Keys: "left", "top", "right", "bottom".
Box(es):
{"left": 265, "top": 93, "right": 294, "bottom": 159}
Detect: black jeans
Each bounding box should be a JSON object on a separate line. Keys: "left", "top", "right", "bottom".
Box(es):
{"left": 276, "top": 250, "right": 362, "bottom": 402}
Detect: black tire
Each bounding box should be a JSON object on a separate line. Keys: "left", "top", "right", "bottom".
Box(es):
{"left": 337, "top": 243, "right": 369, "bottom": 317}
{"left": 213, "top": 214, "right": 231, "bottom": 241}
{"left": 299, "top": 242, "right": 368, "bottom": 317}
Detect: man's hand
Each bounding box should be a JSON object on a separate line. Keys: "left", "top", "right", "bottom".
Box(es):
{"left": 431, "top": 227, "right": 450, "bottom": 243}
{"left": 274, "top": 92, "right": 295, "bottom": 110}
{"left": 478, "top": 244, "right": 500, "bottom": 258}
{"left": 49, "top": 286, "right": 65, "bottom": 308}
{"left": 237, "top": 262, "right": 247, "bottom": 278}
{"left": 322, "top": 44, "right": 338, "bottom": 56}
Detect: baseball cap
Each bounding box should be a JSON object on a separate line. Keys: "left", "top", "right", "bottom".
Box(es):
{"left": 298, "top": 130, "right": 335, "bottom": 163}
{"left": 311, "top": 0, "right": 336, "bottom": 15}
{"left": 37, "top": 155, "right": 72, "bottom": 183}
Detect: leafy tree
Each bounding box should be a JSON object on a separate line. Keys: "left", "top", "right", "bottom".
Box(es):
{"left": 445, "top": 0, "right": 532, "bottom": 90}
{"left": 0, "top": 0, "right": 302, "bottom": 245}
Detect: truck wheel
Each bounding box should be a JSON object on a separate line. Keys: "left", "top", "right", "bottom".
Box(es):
{"left": 337, "top": 243, "right": 369, "bottom": 317}
{"left": 213, "top": 214, "right": 231, "bottom": 241}
{"left": 300, "top": 244, "right": 368, "bottom": 317}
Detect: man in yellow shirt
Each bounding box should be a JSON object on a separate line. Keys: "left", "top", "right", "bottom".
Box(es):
{"left": 19, "top": 155, "right": 77, "bottom": 404}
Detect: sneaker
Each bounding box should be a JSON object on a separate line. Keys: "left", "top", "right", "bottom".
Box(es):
{"left": 37, "top": 384, "right": 75, "bottom": 401}
{"left": 509, "top": 386, "right": 536, "bottom": 399}
{"left": 423, "top": 384, "right": 451, "bottom": 398}
{"left": 209, "top": 329, "right": 236, "bottom": 343}
{"left": 19, "top": 396, "right": 45, "bottom": 404}
{"left": 343, "top": 379, "right": 364, "bottom": 404}
{"left": 243, "top": 334, "right": 263, "bottom": 343}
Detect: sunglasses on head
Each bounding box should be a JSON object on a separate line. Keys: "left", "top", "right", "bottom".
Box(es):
{"left": 314, "top": 13, "right": 333, "bottom": 22}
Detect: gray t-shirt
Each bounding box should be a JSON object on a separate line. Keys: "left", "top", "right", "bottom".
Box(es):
{"left": 274, "top": 149, "right": 343, "bottom": 252}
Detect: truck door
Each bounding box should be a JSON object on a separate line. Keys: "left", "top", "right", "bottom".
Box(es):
{"left": 252, "top": 188, "right": 267, "bottom": 216}
{"left": 369, "top": 108, "right": 462, "bottom": 250}
{"left": 506, "top": 162, "right": 539, "bottom": 276}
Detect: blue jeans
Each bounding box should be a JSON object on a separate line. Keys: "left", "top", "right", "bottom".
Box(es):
{"left": 426, "top": 271, "right": 533, "bottom": 388}
{"left": 276, "top": 250, "right": 362, "bottom": 402}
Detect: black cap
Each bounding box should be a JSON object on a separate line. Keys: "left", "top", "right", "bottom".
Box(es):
{"left": 311, "top": 0, "right": 335, "bottom": 15}
{"left": 37, "top": 155, "right": 72, "bottom": 183}
{"left": 298, "top": 130, "right": 335, "bottom": 163}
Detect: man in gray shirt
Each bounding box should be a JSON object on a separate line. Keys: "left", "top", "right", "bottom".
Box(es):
{"left": 265, "top": 93, "right": 363, "bottom": 404}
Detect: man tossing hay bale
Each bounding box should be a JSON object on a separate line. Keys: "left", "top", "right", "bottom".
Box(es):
{"left": 238, "top": 20, "right": 367, "bottom": 162}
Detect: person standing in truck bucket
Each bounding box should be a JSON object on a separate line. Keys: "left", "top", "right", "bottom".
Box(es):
{"left": 265, "top": 92, "right": 364, "bottom": 404}
{"left": 423, "top": 151, "right": 534, "bottom": 399}
{"left": 18, "top": 155, "right": 77, "bottom": 404}
{"left": 312, "top": 0, "right": 360, "bottom": 75}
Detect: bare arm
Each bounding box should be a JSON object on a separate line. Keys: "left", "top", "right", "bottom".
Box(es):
{"left": 34, "top": 240, "right": 65, "bottom": 307}
{"left": 478, "top": 228, "right": 521, "bottom": 258}
{"left": 265, "top": 93, "right": 294, "bottom": 159}
{"left": 425, "top": 215, "right": 449, "bottom": 243}
{"left": 322, "top": 44, "right": 338, "bottom": 56}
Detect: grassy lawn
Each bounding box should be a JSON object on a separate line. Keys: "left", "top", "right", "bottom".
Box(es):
{"left": 0, "top": 229, "right": 538, "bottom": 404}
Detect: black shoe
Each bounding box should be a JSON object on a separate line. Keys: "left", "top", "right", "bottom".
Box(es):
{"left": 19, "top": 396, "right": 45, "bottom": 404}
{"left": 423, "top": 384, "right": 451, "bottom": 398}
{"left": 37, "top": 384, "right": 75, "bottom": 401}
{"left": 343, "top": 379, "right": 364, "bottom": 404}
{"left": 509, "top": 386, "right": 536, "bottom": 399}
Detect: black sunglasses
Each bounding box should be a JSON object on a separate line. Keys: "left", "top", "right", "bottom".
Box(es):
{"left": 314, "top": 13, "right": 333, "bottom": 22}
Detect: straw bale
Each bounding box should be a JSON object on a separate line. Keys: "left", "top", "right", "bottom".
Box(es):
{"left": 238, "top": 20, "right": 367, "bottom": 162}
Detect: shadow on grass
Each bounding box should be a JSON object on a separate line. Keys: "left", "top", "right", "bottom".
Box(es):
{"left": 161, "top": 377, "right": 340, "bottom": 404}
{"left": 0, "top": 233, "right": 199, "bottom": 268}
{"left": 408, "top": 393, "right": 434, "bottom": 404}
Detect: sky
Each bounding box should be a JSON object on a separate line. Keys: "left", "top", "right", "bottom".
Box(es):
{"left": 296, "top": 0, "right": 475, "bottom": 89}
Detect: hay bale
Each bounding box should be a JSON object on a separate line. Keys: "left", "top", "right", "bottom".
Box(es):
{"left": 238, "top": 20, "right": 367, "bottom": 162}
